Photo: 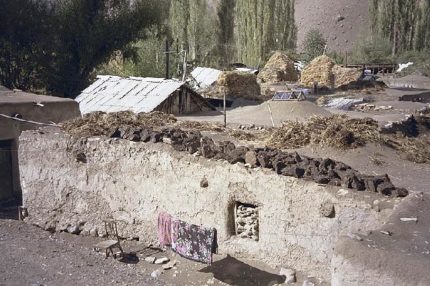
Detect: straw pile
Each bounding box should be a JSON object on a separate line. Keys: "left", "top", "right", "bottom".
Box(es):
{"left": 258, "top": 51, "right": 298, "bottom": 83}
{"left": 210, "top": 71, "right": 261, "bottom": 100}
{"left": 383, "top": 135, "right": 430, "bottom": 163}
{"left": 332, "top": 65, "right": 362, "bottom": 88}
{"left": 267, "top": 115, "right": 380, "bottom": 149}
{"left": 62, "top": 111, "right": 177, "bottom": 137}
{"left": 300, "top": 55, "right": 335, "bottom": 88}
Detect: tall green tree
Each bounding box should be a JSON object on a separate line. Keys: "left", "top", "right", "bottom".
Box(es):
{"left": 370, "top": 0, "right": 430, "bottom": 54}
{"left": 0, "top": 0, "right": 162, "bottom": 98}
{"left": 217, "top": 0, "right": 236, "bottom": 67}
{"left": 234, "top": 0, "right": 296, "bottom": 66}
{"left": 169, "top": 0, "right": 218, "bottom": 72}
{"left": 302, "top": 29, "right": 327, "bottom": 62}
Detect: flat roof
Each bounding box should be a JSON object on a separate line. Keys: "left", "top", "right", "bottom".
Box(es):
{"left": 0, "top": 88, "right": 75, "bottom": 104}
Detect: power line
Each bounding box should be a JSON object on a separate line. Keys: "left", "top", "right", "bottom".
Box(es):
{"left": 0, "top": 113, "right": 60, "bottom": 127}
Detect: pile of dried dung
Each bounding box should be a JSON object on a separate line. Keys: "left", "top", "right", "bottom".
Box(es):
{"left": 216, "top": 71, "right": 261, "bottom": 100}
{"left": 258, "top": 51, "right": 298, "bottom": 83}
{"left": 62, "top": 111, "right": 177, "bottom": 137}
{"left": 383, "top": 135, "right": 430, "bottom": 163}
{"left": 332, "top": 65, "right": 363, "bottom": 88}
{"left": 267, "top": 115, "right": 380, "bottom": 149}
{"left": 301, "top": 55, "right": 335, "bottom": 88}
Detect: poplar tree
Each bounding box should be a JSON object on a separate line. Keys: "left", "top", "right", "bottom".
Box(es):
{"left": 234, "top": 0, "right": 296, "bottom": 66}
{"left": 216, "top": 0, "right": 236, "bottom": 67}
{"left": 370, "top": 0, "right": 429, "bottom": 54}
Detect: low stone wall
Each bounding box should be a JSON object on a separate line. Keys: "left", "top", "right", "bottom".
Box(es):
{"left": 19, "top": 130, "right": 398, "bottom": 281}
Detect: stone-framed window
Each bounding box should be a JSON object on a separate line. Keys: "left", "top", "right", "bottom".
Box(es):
{"left": 234, "top": 202, "right": 259, "bottom": 241}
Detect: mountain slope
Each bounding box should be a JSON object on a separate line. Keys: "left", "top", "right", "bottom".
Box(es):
{"left": 295, "top": 0, "right": 369, "bottom": 52}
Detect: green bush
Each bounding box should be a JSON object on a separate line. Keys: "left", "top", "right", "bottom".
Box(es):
{"left": 302, "top": 29, "right": 327, "bottom": 62}
{"left": 350, "top": 35, "right": 393, "bottom": 64}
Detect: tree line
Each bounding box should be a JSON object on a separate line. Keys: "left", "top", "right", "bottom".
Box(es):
{"left": 370, "top": 0, "right": 430, "bottom": 55}
{"left": 0, "top": 0, "right": 162, "bottom": 98}
{"left": 2, "top": 0, "right": 430, "bottom": 98}
{"left": 169, "top": 0, "right": 297, "bottom": 68}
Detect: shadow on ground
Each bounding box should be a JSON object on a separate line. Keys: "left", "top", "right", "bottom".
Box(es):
{"left": 119, "top": 252, "right": 139, "bottom": 264}
{"left": 200, "top": 255, "right": 285, "bottom": 286}
{"left": 0, "top": 207, "right": 18, "bottom": 220}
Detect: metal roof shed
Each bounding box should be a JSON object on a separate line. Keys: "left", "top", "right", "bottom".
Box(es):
{"left": 190, "top": 67, "right": 222, "bottom": 90}
{"left": 76, "top": 76, "right": 214, "bottom": 115}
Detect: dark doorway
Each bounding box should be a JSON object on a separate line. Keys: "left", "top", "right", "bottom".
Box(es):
{"left": 0, "top": 140, "right": 14, "bottom": 201}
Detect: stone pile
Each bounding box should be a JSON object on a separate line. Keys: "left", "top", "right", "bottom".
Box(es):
{"left": 236, "top": 204, "right": 259, "bottom": 241}
{"left": 73, "top": 126, "right": 409, "bottom": 198}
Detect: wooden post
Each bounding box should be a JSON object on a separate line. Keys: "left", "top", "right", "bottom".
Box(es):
{"left": 267, "top": 102, "right": 275, "bottom": 127}
{"left": 223, "top": 90, "right": 227, "bottom": 128}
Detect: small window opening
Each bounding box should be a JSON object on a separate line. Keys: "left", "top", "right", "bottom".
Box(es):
{"left": 234, "top": 202, "right": 259, "bottom": 241}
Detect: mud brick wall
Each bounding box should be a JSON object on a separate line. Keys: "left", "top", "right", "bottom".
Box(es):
{"left": 19, "top": 130, "right": 401, "bottom": 281}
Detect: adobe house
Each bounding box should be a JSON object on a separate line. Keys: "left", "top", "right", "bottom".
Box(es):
{"left": 0, "top": 86, "right": 80, "bottom": 204}
{"left": 75, "top": 76, "right": 214, "bottom": 115}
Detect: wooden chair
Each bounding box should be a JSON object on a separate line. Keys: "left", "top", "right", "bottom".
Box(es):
{"left": 93, "top": 219, "right": 124, "bottom": 258}
{"left": 18, "top": 206, "right": 28, "bottom": 221}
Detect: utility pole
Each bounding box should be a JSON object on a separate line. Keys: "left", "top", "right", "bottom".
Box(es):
{"left": 165, "top": 40, "right": 170, "bottom": 79}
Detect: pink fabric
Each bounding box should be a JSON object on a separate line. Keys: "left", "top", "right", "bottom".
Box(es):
{"left": 157, "top": 212, "right": 173, "bottom": 247}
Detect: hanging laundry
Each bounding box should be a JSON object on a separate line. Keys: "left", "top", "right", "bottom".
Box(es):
{"left": 171, "top": 219, "right": 217, "bottom": 265}
{"left": 157, "top": 212, "right": 173, "bottom": 248}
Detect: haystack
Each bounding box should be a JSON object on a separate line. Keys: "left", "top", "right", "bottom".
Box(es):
{"left": 300, "top": 55, "right": 335, "bottom": 88}
{"left": 301, "top": 55, "right": 363, "bottom": 89}
{"left": 207, "top": 71, "right": 261, "bottom": 100}
{"left": 332, "top": 65, "right": 362, "bottom": 88}
{"left": 258, "top": 51, "right": 298, "bottom": 83}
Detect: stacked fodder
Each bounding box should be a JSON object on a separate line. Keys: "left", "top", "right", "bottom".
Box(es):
{"left": 216, "top": 71, "right": 261, "bottom": 100}
{"left": 300, "top": 55, "right": 335, "bottom": 89}
{"left": 258, "top": 51, "right": 298, "bottom": 83}
{"left": 332, "top": 65, "right": 363, "bottom": 88}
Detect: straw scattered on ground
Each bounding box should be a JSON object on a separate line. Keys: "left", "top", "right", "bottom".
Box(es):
{"left": 267, "top": 115, "right": 380, "bottom": 149}
{"left": 175, "top": 120, "right": 225, "bottom": 132}
{"left": 62, "top": 111, "right": 177, "bottom": 137}
{"left": 383, "top": 135, "right": 430, "bottom": 164}
{"left": 267, "top": 114, "right": 430, "bottom": 163}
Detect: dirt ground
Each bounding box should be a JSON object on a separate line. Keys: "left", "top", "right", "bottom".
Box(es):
{"left": 0, "top": 211, "right": 323, "bottom": 286}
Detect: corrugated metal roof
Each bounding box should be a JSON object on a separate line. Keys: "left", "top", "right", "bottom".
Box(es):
{"left": 190, "top": 67, "right": 222, "bottom": 90}
{"left": 76, "top": 76, "right": 185, "bottom": 114}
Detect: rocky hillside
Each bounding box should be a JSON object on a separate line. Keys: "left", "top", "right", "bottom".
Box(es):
{"left": 295, "top": 0, "right": 369, "bottom": 52}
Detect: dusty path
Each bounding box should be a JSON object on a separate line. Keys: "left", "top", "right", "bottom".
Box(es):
{"left": 0, "top": 216, "right": 309, "bottom": 286}
{"left": 0, "top": 217, "right": 167, "bottom": 286}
